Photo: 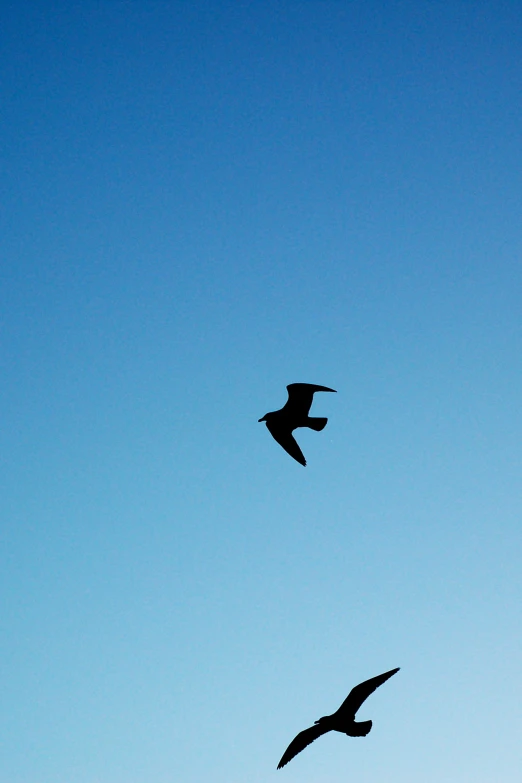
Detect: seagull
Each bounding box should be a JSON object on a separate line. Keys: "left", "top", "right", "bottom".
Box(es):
{"left": 258, "top": 383, "right": 336, "bottom": 466}
{"left": 277, "top": 667, "right": 399, "bottom": 770}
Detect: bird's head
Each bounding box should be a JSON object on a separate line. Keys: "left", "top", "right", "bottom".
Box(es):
{"left": 314, "top": 716, "right": 329, "bottom": 725}
{"left": 258, "top": 414, "right": 268, "bottom": 422}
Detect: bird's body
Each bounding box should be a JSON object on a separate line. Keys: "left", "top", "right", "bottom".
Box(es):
{"left": 259, "top": 383, "right": 336, "bottom": 466}
{"left": 277, "top": 667, "right": 399, "bottom": 769}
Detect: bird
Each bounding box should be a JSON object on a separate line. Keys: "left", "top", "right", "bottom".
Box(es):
{"left": 258, "top": 383, "right": 336, "bottom": 466}
{"left": 277, "top": 667, "right": 399, "bottom": 770}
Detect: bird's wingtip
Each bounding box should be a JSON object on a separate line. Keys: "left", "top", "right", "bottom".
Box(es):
{"left": 382, "top": 666, "right": 400, "bottom": 680}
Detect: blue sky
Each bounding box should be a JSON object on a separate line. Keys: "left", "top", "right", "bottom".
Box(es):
{"left": 1, "top": 1, "right": 522, "bottom": 781}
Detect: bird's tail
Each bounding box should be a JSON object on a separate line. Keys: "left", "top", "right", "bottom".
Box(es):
{"left": 350, "top": 720, "right": 372, "bottom": 737}
{"left": 306, "top": 417, "right": 327, "bottom": 431}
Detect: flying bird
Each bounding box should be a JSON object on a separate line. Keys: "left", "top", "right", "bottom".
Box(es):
{"left": 277, "top": 667, "right": 399, "bottom": 770}
{"left": 258, "top": 383, "right": 336, "bottom": 466}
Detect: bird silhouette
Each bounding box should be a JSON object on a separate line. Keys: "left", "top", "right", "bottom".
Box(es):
{"left": 277, "top": 667, "right": 399, "bottom": 769}
{"left": 258, "top": 383, "right": 336, "bottom": 466}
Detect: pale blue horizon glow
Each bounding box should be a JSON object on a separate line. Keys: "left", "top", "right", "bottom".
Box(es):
{"left": 1, "top": 2, "right": 522, "bottom": 781}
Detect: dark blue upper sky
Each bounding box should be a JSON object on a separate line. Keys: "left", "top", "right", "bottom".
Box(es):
{"left": 1, "top": 2, "right": 522, "bottom": 781}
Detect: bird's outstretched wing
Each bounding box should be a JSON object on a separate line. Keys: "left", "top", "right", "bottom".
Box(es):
{"left": 283, "top": 383, "right": 336, "bottom": 417}
{"left": 266, "top": 421, "right": 307, "bottom": 466}
{"left": 277, "top": 723, "right": 330, "bottom": 769}
{"left": 336, "top": 668, "right": 400, "bottom": 718}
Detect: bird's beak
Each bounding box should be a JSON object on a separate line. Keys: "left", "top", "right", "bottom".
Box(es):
{"left": 258, "top": 416, "right": 265, "bottom": 422}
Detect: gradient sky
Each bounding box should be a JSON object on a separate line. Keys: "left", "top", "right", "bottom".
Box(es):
{"left": 1, "top": 2, "right": 522, "bottom": 781}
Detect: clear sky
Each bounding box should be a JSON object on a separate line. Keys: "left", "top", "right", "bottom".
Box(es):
{"left": 1, "top": 2, "right": 522, "bottom": 781}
